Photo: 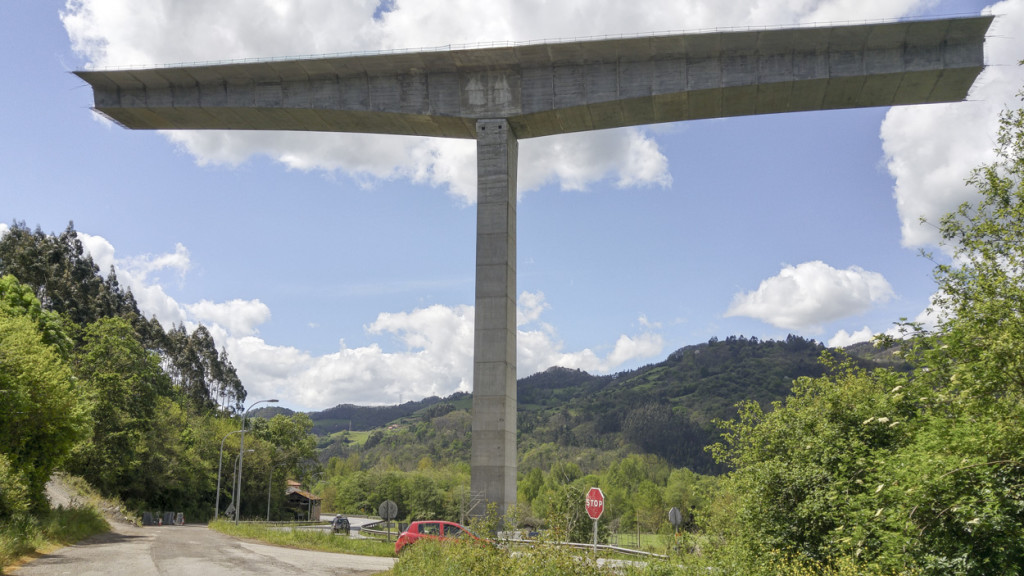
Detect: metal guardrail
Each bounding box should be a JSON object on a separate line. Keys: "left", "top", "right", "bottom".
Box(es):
{"left": 356, "top": 523, "right": 668, "bottom": 559}
{"left": 90, "top": 12, "right": 985, "bottom": 72}
{"left": 503, "top": 537, "right": 667, "bottom": 560}
{"left": 359, "top": 519, "right": 401, "bottom": 540}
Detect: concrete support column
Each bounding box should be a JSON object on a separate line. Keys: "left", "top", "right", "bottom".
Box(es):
{"left": 470, "top": 118, "right": 518, "bottom": 517}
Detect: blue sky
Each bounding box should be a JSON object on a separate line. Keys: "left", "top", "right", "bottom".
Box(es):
{"left": 2, "top": 0, "right": 1022, "bottom": 411}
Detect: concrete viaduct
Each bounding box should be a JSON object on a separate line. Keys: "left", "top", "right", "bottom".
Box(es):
{"left": 75, "top": 15, "right": 993, "bottom": 518}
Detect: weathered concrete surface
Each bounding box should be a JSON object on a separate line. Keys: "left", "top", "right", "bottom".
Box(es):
{"left": 471, "top": 119, "right": 518, "bottom": 514}
{"left": 76, "top": 17, "right": 992, "bottom": 139}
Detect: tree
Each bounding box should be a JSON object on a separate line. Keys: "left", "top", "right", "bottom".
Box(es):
{"left": 66, "top": 317, "right": 169, "bottom": 501}
{"left": 0, "top": 304, "right": 90, "bottom": 513}
{"left": 710, "top": 81, "right": 1024, "bottom": 575}
{"left": 0, "top": 221, "right": 117, "bottom": 327}
{"left": 0, "top": 274, "right": 74, "bottom": 357}
{"left": 873, "top": 81, "right": 1024, "bottom": 575}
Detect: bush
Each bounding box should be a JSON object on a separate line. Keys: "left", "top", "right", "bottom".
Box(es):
{"left": 0, "top": 454, "right": 28, "bottom": 520}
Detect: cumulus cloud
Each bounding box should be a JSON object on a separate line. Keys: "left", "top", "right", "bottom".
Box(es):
{"left": 75, "top": 233, "right": 661, "bottom": 407}
{"left": 882, "top": 0, "right": 1024, "bottom": 250}
{"left": 78, "top": 233, "right": 190, "bottom": 327}
{"left": 226, "top": 293, "right": 663, "bottom": 408}
{"left": 187, "top": 299, "right": 272, "bottom": 337}
{"left": 62, "top": 0, "right": 941, "bottom": 203}
{"left": 878, "top": 292, "right": 951, "bottom": 342}
{"left": 725, "top": 261, "right": 895, "bottom": 331}
{"left": 828, "top": 326, "right": 875, "bottom": 348}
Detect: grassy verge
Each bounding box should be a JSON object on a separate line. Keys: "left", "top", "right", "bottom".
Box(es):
{"left": 1, "top": 506, "right": 109, "bottom": 573}
{"left": 385, "top": 539, "right": 884, "bottom": 576}
{"left": 387, "top": 539, "right": 622, "bottom": 576}
{"left": 208, "top": 519, "right": 395, "bottom": 557}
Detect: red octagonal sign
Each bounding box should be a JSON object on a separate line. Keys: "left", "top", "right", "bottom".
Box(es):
{"left": 585, "top": 487, "right": 605, "bottom": 520}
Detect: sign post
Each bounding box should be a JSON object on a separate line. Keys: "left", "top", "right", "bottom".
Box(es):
{"left": 585, "top": 487, "right": 604, "bottom": 555}
{"left": 668, "top": 506, "right": 683, "bottom": 552}
{"left": 379, "top": 500, "right": 398, "bottom": 542}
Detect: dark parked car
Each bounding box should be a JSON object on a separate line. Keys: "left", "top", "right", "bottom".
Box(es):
{"left": 394, "top": 520, "right": 483, "bottom": 554}
{"left": 331, "top": 515, "right": 350, "bottom": 534}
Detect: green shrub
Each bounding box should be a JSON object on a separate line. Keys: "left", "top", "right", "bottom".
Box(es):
{"left": 0, "top": 454, "right": 28, "bottom": 520}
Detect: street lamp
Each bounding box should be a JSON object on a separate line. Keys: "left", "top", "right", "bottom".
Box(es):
{"left": 235, "top": 398, "right": 278, "bottom": 523}
{"left": 215, "top": 429, "right": 244, "bottom": 520}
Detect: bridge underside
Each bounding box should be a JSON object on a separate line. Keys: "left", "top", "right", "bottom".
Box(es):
{"left": 74, "top": 15, "right": 993, "bottom": 517}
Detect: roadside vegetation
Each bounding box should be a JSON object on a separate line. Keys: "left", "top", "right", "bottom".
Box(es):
{"left": 0, "top": 475, "right": 110, "bottom": 573}
{"left": 208, "top": 519, "right": 394, "bottom": 557}
{"left": 0, "top": 505, "right": 108, "bottom": 573}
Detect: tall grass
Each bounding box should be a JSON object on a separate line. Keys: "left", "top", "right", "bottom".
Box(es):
{"left": 1, "top": 506, "right": 109, "bottom": 573}
{"left": 384, "top": 537, "right": 910, "bottom": 576}
{"left": 208, "top": 519, "right": 394, "bottom": 557}
{"left": 389, "top": 538, "right": 602, "bottom": 576}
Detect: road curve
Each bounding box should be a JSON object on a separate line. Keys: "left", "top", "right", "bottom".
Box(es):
{"left": 10, "top": 524, "right": 396, "bottom": 576}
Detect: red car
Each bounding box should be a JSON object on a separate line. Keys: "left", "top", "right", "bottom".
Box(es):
{"left": 394, "top": 520, "right": 482, "bottom": 554}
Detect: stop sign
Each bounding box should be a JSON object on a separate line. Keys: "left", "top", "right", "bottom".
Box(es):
{"left": 585, "top": 487, "right": 605, "bottom": 520}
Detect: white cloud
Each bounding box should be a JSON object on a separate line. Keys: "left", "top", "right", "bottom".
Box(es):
{"left": 78, "top": 233, "right": 190, "bottom": 327}
{"left": 186, "top": 299, "right": 271, "bottom": 337}
{"left": 725, "top": 261, "right": 895, "bottom": 331}
{"left": 77, "top": 233, "right": 116, "bottom": 272}
{"left": 517, "top": 291, "right": 549, "bottom": 326}
{"left": 63, "top": 0, "right": 941, "bottom": 204}
{"left": 0, "top": 223, "right": 9, "bottom": 238}
{"left": 228, "top": 299, "right": 663, "bottom": 409}
{"left": 76, "top": 234, "right": 661, "bottom": 408}
{"left": 882, "top": 0, "right": 1024, "bottom": 250}
{"left": 880, "top": 291, "right": 951, "bottom": 341}
{"left": 828, "top": 326, "right": 875, "bottom": 348}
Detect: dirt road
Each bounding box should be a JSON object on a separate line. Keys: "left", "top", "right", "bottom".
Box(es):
{"left": 10, "top": 524, "right": 396, "bottom": 576}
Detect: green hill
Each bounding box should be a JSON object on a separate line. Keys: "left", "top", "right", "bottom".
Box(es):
{"left": 311, "top": 335, "right": 904, "bottom": 474}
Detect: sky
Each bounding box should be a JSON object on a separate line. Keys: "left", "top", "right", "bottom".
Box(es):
{"left": 1, "top": 0, "right": 1022, "bottom": 412}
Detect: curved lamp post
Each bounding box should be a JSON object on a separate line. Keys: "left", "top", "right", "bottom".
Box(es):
{"left": 215, "top": 429, "right": 244, "bottom": 520}
{"left": 235, "top": 398, "right": 278, "bottom": 523}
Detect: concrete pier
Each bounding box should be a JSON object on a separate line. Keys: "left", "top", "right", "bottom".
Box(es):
{"left": 73, "top": 16, "right": 994, "bottom": 518}
{"left": 471, "top": 119, "right": 519, "bottom": 514}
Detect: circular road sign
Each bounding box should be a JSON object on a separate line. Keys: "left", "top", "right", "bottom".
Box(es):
{"left": 585, "top": 487, "right": 605, "bottom": 520}
{"left": 379, "top": 500, "right": 398, "bottom": 521}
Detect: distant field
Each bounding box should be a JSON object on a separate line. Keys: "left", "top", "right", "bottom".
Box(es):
{"left": 326, "top": 429, "right": 373, "bottom": 446}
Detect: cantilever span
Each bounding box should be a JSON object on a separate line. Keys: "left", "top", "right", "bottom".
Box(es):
{"left": 76, "top": 16, "right": 991, "bottom": 139}
{"left": 74, "top": 15, "right": 994, "bottom": 518}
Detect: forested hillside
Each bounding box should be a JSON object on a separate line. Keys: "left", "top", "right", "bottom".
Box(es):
{"left": 0, "top": 222, "right": 317, "bottom": 528}
{"left": 0, "top": 222, "right": 245, "bottom": 412}
{"left": 313, "top": 334, "right": 900, "bottom": 475}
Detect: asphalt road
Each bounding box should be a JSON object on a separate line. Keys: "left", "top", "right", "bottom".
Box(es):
{"left": 10, "top": 524, "right": 396, "bottom": 576}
